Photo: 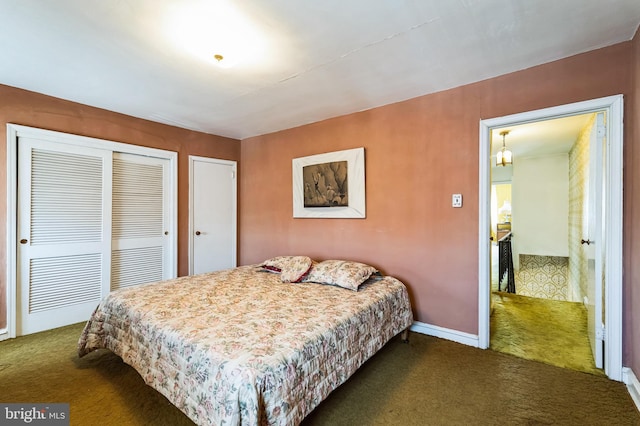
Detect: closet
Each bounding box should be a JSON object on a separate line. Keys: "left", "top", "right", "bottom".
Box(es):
{"left": 10, "top": 125, "right": 177, "bottom": 336}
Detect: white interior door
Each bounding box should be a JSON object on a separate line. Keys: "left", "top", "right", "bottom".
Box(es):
{"left": 17, "top": 138, "right": 112, "bottom": 335}
{"left": 189, "top": 156, "right": 237, "bottom": 274}
{"left": 111, "top": 153, "right": 172, "bottom": 290}
{"left": 585, "top": 112, "right": 605, "bottom": 369}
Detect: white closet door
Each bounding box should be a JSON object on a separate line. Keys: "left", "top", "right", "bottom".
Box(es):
{"left": 111, "top": 152, "right": 171, "bottom": 290}
{"left": 17, "top": 138, "right": 112, "bottom": 335}
{"left": 190, "top": 156, "right": 236, "bottom": 274}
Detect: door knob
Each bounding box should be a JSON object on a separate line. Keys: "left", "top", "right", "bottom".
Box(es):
{"left": 581, "top": 239, "right": 593, "bottom": 245}
{"left": 20, "top": 239, "right": 28, "bottom": 244}
{"left": 195, "top": 231, "right": 201, "bottom": 236}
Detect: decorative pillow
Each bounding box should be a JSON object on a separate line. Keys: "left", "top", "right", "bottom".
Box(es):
{"left": 261, "top": 255, "right": 314, "bottom": 283}
{"left": 302, "top": 260, "right": 378, "bottom": 291}
{"left": 260, "top": 264, "right": 282, "bottom": 273}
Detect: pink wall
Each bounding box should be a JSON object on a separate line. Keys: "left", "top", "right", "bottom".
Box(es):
{"left": 240, "top": 42, "right": 634, "bottom": 345}
{"left": 0, "top": 84, "right": 241, "bottom": 329}
{"left": 628, "top": 28, "right": 640, "bottom": 376}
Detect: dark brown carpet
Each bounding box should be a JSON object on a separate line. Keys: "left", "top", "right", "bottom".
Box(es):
{"left": 0, "top": 322, "right": 638, "bottom": 425}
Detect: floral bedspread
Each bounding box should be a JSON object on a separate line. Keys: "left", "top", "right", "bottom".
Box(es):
{"left": 78, "top": 265, "right": 413, "bottom": 425}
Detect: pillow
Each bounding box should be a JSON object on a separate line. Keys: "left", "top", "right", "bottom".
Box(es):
{"left": 302, "top": 260, "right": 377, "bottom": 291}
{"left": 261, "top": 255, "right": 313, "bottom": 283}
{"left": 260, "top": 264, "right": 282, "bottom": 273}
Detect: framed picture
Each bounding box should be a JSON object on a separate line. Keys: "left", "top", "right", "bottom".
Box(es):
{"left": 292, "top": 147, "right": 365, "bottom": 218}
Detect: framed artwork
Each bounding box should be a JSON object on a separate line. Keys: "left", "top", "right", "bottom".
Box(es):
{"left": 292, "top": 147, "right": 365, "bottom": 218}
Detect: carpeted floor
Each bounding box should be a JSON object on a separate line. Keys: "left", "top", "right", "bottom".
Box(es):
{"left": 1, "top": 322, "right": 638, "bottom": 425}
{"left": 490, "top": 291, "right": 603, "bottom": 375}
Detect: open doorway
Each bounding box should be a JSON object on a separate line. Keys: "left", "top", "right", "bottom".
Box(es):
{"left": 477, "top": 95, "right": 623, "bottom": 382}
{"left": 490, "top": 114, "right": 593, "bottom": 299}
{"left": 491, "top": 182, "right": 512, "bottom": 291}
{"left": 488, "top": 113, "right": 603, "bottom": 375}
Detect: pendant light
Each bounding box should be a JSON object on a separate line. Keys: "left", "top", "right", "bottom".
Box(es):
{"left": 496, "top": 130, "right": 513, "bottom": 166}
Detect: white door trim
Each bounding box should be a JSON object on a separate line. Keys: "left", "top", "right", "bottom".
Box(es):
{"left": 188, "top": 155, "right": 237, "bottom": 275}
{"left": 5, "top": 124, "right": 178, "bottom": 339}
{"left": 478, "top": 95, "right": 623, "bottom": 381}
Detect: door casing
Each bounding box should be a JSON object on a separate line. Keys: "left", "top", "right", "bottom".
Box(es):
{"left": 478, "top": 95, "right": 623, "bottom": 381}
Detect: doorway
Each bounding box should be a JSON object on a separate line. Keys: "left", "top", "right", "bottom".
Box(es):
{"left": 490, "top": 114, "right": 594, "bottom": 300}
{"left": 477, "top": 95, "right": 623, "bottom": 381}
{"left": 488, "top": 113, "right": 603, "bottom": 374}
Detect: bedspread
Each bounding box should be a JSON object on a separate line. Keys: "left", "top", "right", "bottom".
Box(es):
{"left": 78, "top": 265, "right": 413, "bottom": 425}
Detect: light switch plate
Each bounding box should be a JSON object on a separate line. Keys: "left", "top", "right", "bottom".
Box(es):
{"left": 452, "top": 194, "right": 462, "bottom": 208}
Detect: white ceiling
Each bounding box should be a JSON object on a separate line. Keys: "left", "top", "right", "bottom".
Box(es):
{"left": 491, "top": 113, "right": 594, "bottom": 161}
{"left": 1, "top": 0, "right": 639, "bottom": 140}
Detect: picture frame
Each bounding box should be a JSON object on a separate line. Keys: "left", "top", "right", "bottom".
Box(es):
{"left": 292, "top": 147, "right": 365, "bottom": 218}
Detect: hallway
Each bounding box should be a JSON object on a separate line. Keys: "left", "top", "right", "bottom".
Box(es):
{"left": 490, "top": 245, "right": 602, "bottom": 375}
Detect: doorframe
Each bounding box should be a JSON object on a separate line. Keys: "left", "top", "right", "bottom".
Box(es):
{"left": 5, "top": 124, "right": 178, "bottom": 339}
{"left": 187, "top": 155, "right": 237, "bottom": 275}
{"left": 478, "top": 95, "right": 623, "bottom": 381}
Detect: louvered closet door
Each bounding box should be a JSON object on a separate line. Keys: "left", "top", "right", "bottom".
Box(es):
{"left": 17, "top": 138, "right": 112, "bottom": 335}
{"left": 111, "top": 153, "right": 171, "bottom": 290}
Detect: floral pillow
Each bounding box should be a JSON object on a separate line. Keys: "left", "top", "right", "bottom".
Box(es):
{"left": 302, "top": 260, "right": 378, "bottom": 291}
{"left": 261, "top": 255, "right": 314, "bottom": 283}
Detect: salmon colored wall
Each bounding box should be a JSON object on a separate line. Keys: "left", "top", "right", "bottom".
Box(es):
{"left": 628, "top": 27, "right": 640, "bottom": 376}
{"left": 0, "top": 84, "right": 240, "bottom": 330}
{"left": 240, "top": 42, "right": 633, "bottom": 343}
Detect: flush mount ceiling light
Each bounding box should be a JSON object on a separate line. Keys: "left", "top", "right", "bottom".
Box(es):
{"left": 167, "top": 1, "right": 267, "bottom": 68}
{"left": 213, "top": 54, "right": 232, "bottom": 68}
{"left": 496, "top": 130, "right": 513, "bottom": 167}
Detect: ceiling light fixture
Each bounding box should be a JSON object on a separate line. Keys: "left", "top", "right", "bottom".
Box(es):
{"left": 167, "top": 2, "right": 268, "bottom": 69}
{"left": 213, "top": 54, "right": 232, "bottom": 68}
{"left": 496, "top": 130, "right": 513, "bottom": 167}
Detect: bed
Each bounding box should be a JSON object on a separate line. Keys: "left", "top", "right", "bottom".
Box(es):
{"left": 78, "top": 256, "right": 413, "bottom": 425}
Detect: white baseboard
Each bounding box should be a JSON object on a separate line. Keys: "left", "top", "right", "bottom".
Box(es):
{"left": 623, "top": 367, "right": 640, "bottom": 413}
{"left": 0, "top": 328, "right": 8, "bottom": 342}
{"left": 410, "top": 321, "right": 479, "bottom": 348}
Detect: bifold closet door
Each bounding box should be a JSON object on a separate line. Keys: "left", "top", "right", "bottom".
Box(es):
{"left": 17, "top": 141, "right": 172, "bottom": 336}
{"left": 17, "top": 138, "right": 112, "bottom": 335}
{"left": 111, "top": 152, "right": 171, "bottom": 290}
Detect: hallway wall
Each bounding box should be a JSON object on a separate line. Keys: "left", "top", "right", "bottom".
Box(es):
{"left": 511, "top": 152, "right": 569, "bottom": 271}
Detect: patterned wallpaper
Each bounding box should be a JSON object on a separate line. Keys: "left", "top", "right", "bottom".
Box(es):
{"left": 516, "top": 254, "right": 569, "bottom": 300}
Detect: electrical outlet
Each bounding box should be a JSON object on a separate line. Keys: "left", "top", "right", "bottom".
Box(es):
{"left": 452, "top": 194, "right": 462, "bottom": 208}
